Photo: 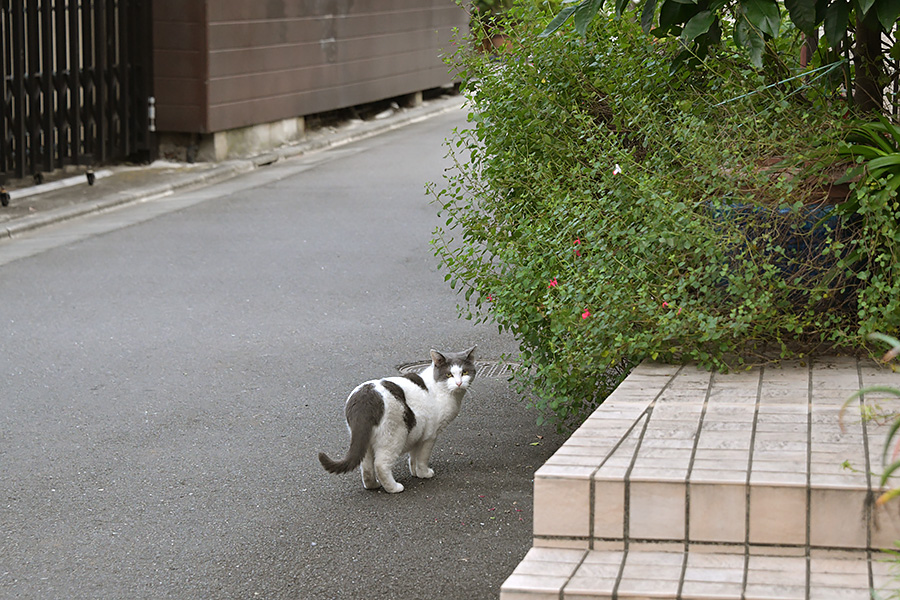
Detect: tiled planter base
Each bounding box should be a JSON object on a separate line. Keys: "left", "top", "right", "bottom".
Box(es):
{"left": 503, "top": 358, "right": 900, "bottom": 599}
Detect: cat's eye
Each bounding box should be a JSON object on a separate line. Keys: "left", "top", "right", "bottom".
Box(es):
{"left": 462, "top": 370, "right": 470, "bottom": 375}
{"left": 446, "top": 373, "right": 454, "bottom": 378}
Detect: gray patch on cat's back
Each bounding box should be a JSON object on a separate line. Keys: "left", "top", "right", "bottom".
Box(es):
{"left": 380, "top": 380, "right": 416, "bottom": 431}
{"left": 402, "top": 372, "right": 427, "bottom": 390}
{"left": 345, "top": 383, "right": 384, "bottom": 432}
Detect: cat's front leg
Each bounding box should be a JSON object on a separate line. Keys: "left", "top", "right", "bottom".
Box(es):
{"left": 410, "top": 439, "right": 436, "bottom": 479}
{"left": 408, "top": 449, "right": 430, "bottom": 478}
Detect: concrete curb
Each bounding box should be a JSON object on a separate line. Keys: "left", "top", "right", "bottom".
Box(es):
{"left": 2, "top": 163, "right": 255, "bottom": 239}
{"left": 2, "top": 94, "right": 466, "bottom": 239}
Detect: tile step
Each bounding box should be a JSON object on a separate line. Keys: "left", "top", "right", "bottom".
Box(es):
{"left": 531, "top": 359, "right": 900, "bottom": 551}
{"left": 501, "top": 545, "right": 894, "bottom": 600}
{"left": 507, "top": 359, "right": 900, "bottom": 598}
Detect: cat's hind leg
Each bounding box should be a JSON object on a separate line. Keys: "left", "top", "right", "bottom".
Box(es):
{"left": 373, "top": 443, "right": 405, "bottom": 493}
{"left": 360, "top": 448, "right": 379, "bottom": 490}
{"left": 375, "top": 461, "right": 404, "bottom": 493}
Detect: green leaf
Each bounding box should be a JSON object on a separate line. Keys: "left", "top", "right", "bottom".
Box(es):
{"left": 883, "top": 173, "right": 900, "bottom": 194}
{"left": 877, "top": 114, "right": 900, "bottom": 147}
{"left": 841, "top": 143, "right": 888, "bottom": 158}
{"left": 734, "top": 16, "right": 766, "bottom": 66}
{"left": 641, "top": 0, "right": 659, "bottom": 31}
{"left": 742, "top": 0, "right": 782, "bottom": 37}
{"left": 682, "top": 9, "right": 716, "bottom": 40}
{"left": 876, "top": 0, "right": 900, "bottom": 30}
{"left": 884, "top": 417, "right": 900, "bottom": 462}
{"left": 704, "top": 14, "right": 723, "bottom": 46}
{"left": 784, "top": 0, "right": 819, "bottom": 31}
{"left": 539, "top": 3, "right": 581, "bottom": 37}
{"left": 824, "top": 0, "right": 850, "bottom": 47}
{"left": 868, "top": 332, "right": 900, "bottom": 350}
{"left": 658, "top": 0, "right": 701, "bottom": 32}
{"left": 877, "top": 487, "right": 900, "bottom": 505}
{"left": 540, "top": 0, "right": 606, "bottom": 37}
{"left": 882, "top": 460, "right": 900, "bottom": 487}
{"left": 574, "top": 0, "right": 606, "bottom": 34}
{"left": 859, "top": 0, "right": 877, "bottom": 16}
{"left": 669, "top": 46, "right": 703, "bottom": 73}
{"left": 867, "top": 154, "right": 900, "bottom": 170}
{"left": 844, "top": 386, "right": 900, "bottom": 421}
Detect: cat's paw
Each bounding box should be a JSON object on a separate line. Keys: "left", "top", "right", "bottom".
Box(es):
{"left": 416, "top": 467, "right": 434, "bottom": 479}
{"left": 383, "top": 482, "right": 405, "bottom": 494}
{"left": 361, "top": 470, "right": 379, "bottom": 489}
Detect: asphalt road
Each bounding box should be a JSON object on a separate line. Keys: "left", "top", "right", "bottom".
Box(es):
{"left": 0, "top": 108, "right": 567, "bottom": 599}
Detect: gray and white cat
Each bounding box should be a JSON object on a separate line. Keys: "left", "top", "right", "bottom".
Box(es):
{"left": 318, "top": 346, "right": 477, "bottom": 493}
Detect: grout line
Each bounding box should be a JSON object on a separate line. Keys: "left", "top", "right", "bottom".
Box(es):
{"left": 586, "top": 411, "right": 650, "bottom": 551}
{"left": 805, "top": 361, "right": 813, "bottom": 600}
{"left": 857, "top": 357, "right": 875, "bottom": 593}
{"left": 614, "top": 410, "right": 651, "bottom": 597}
{"left": 677, "top": 367, "right": 715, "bottom": 599}
{"left": 587, "top": 536, "right": 874, "bottom": 552}
{"left": 558, "top": 549, "right": 590, "bottom": 600}
{"left": 585, "top": 370, "right": 682, "bottom": 550}
{"left": 741, "top": 365, "right": 765, "bottom": 600}
{"left": 612, "top": 365, "right": 685, "bottom": 599}
{"left": 589, "top": 463, "right": 596, "bottom": 551}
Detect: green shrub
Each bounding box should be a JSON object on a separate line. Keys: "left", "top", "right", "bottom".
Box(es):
{"left": 430, "top": 6, "right": 899, "bottom": 427}
{"left": 837, "top": 122, "right": 900, "bottom": 336}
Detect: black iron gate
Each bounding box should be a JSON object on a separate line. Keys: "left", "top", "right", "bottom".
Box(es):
{"left": 0, "top": 0, "right": 153, "bottom": 183}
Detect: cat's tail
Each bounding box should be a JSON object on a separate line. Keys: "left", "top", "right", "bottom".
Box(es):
{"left": 318, "top": 450, "right": 362, "bottom": 474}
{"left": 318, "top": 427, "right": 371, "bottom": 474}
{"left": 319, "top": 383, "right": 381, "bottom": 474}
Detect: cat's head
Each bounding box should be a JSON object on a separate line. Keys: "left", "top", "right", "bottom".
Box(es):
{"left": 430, "top": 346, "right": 477, "bottom": 393}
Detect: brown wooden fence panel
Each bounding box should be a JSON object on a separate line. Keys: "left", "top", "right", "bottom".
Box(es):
{"left": 153, "top": 0, "right": 467, "bottom": 135}
{"left": 0, "top": 0, "right": 154, "bottom": 182}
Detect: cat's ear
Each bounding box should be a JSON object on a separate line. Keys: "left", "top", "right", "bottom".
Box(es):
{"left": 464, "top": 345, "right": 477, "bottom": 360}
{"left": 430, "top": 349, "right": 447, "bottom": 367}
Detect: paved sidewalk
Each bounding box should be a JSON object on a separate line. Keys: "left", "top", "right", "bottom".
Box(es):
{"left": 503, "top": 357, "right": 900, "bottom": 599}
{"left": 0, "top": 92, "right": 465, "bottom": 239}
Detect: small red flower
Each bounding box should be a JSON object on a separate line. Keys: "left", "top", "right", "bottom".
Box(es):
{"left": 486, "top": 294, "right": 495, "bottom": 302}
{"left": 548, "top": 278, "right": 558, "bottom": 288}
{"left": 581, "top": 309, "right": 591, "bottom": 319}
{"left": 662, "top": 302, "right": 669, "bottom": 308}
{"left": 574, "top": 239, "right": 582, "bottom": 257}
